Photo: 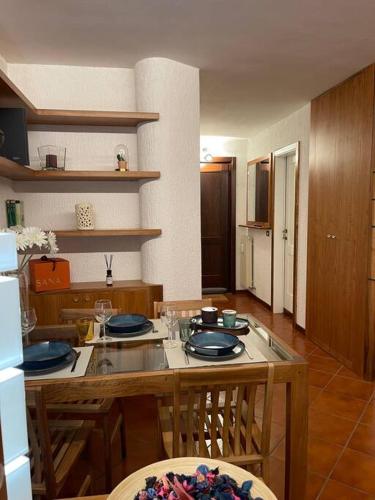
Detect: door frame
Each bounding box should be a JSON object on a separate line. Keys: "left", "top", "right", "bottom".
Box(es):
{"left": 271, "top": 142, "right": 300, "bottom": 326}
{"left": 200, "top": 156, "right": 236, "bottom": 292}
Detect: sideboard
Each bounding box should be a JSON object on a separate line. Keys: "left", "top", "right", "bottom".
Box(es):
{"left": 29, "top": 280, "right": 163, "bottom": 325}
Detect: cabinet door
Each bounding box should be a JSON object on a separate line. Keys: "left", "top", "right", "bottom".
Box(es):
{"left": 307, "top": 65, "right": 374, "bottom": 374}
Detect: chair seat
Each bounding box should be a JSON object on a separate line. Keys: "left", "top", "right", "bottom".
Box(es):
{"left": 30, "top": 419, "right": 94, "bottom": 496}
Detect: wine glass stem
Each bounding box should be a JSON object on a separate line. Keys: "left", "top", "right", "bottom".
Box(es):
{"left": 100, "top": 322, "right": 105, "bottom": 339}
{"left": 168, "top": 325, "right": 172, "bottom": 342}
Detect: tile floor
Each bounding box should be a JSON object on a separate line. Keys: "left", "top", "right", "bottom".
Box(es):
{"left": 121, "top": 292, "right": 375, "bottom": 500}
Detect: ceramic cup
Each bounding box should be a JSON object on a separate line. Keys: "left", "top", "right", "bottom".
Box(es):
{"left": 201, "top": 306, "right": 218, "bottom": 324}
{"left": 222, "top": 309, "right": 237, "bottom": 328}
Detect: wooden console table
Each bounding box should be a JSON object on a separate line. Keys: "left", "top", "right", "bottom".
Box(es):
{"left": 29, "top": 280, "right": 163, "bottom": 325}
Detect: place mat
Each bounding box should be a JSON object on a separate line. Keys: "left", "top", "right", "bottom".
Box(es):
{"left": 164, "top": 335, "right": 267, "bottom": 369}
{"left": 24, "top": 346, "right": 94, "bottom": 380}
{"left": 86, "top": 320, "right": 167, "bottom": 344}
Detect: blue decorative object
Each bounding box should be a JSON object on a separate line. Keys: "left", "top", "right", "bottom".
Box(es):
{"left": 184, "top": 339, "right": 245, "bottom": 362}
{"left": 107, "top": 320, "right": 154, "bottom": 338}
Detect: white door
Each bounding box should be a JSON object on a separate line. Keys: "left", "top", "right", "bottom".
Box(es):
{"left": 283, "top": 154, "right": 296, "bottom": 313}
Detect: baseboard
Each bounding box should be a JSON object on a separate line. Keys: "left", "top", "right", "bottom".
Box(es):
{"left": 244, "top": 289, "right": 272, "bottom": 310}
{"left": 295, "top": 323, "right": 306, "bottom": 333}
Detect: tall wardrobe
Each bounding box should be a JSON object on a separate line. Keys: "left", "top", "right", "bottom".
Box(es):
{"left": 307, "top": 64, "right": 375, "bottom": 379}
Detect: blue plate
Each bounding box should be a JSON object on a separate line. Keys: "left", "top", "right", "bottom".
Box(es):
{"left": 188, "top": 331, "right": 239, "bottom": 356}
{"left": 22, "top": 341, "right": 72, "bottom": 370}
{"left": 107, "top": 314, "right": 148, "bottom": 333}
{"left": 21, "top": 350, "right": 77, "bottom": 376}
{"left": 107, "top": 320, "right": 154, "bottom": 338}
{"left": 184, "top": 340, "right": 245, "bottom": 361}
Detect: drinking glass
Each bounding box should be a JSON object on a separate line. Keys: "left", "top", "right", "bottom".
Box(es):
{"left": 160, "top": 307, "right": 178, "bottom": 348}
{"left": 21, "top": 308, "right": 37, "bottom": 345}
{"left": 76, "top": 317, "right": 92, "bottom": 346}
{"left": 95, "top": 299, "right": 113, "bottom": 342}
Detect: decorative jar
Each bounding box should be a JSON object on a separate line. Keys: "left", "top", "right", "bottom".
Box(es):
{"left": 75, "top": 203, "right": 95, "bottom": 230}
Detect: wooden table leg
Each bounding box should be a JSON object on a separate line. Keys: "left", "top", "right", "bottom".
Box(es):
{"left": 285, "top": 362, "right": 308, "bottom": 500}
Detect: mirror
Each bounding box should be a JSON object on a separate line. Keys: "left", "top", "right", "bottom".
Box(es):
{"left": 246, "top": 155, "right": 272, "bottom": 227}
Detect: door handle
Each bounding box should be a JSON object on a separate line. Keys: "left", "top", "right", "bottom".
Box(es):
{"left": 331, "top": 234, "right": 336, "bottom": 239}
{"left": 327, "top": 234, "right": 332, "bottom": 238}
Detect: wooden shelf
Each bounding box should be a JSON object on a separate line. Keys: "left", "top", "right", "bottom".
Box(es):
{"left": 53, "top": 229, "right": 162, "bottom": 238}
{"left": 0, "top": 157, "right": 160, "bottom": 181}
{"left": 0, "top": 68, "right": 159, "bottom": 127}
{"left": 239, "top": 224, "right": 272, "bottom": 230}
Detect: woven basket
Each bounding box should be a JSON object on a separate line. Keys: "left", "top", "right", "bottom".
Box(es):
{"left": 108, "top": 457, "right": 277, "bottom": 500}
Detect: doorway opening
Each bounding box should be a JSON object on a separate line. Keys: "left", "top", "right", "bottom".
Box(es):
{"left": 200, "top": 156, "right": 236, "bottom": 294}
{"left": 272, "top": 143, "right": 299, "bottom": 323}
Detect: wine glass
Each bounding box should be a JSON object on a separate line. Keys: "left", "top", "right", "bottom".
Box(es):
{"left": 21, "top": 308, "right": 37, "bottom": 345}
{"left": 160, "top": 306, "right": 178, "bottom": 348}
{"left": 95, "top": 299, "right": 113, "bottom": 342}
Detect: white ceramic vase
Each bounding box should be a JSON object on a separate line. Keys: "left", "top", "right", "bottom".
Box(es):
{"left": 75, "top": 203, "right": 95, "bottom": 230}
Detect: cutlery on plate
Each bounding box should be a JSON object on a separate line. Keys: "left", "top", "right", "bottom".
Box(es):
{"left": 70, "top": 351, "right": 81, "bottom": 372}
{"left": 244, "top": 347, "right": 254, "bottom": 360}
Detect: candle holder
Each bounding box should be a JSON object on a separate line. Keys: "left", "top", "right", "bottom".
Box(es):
{"left": 38, "top": 145, "right": 66, "bottom": 171}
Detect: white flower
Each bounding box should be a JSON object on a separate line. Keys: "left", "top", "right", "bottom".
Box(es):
{"left": 47, "top": 231, "right": 59, "bottom": 254}
{"left": 22, "top": 227, "right": 48, "bottom": 248}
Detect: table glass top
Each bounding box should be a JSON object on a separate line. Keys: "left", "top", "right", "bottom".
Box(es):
{"left": 87, "top": 313, "right": 301, "bottom": 376}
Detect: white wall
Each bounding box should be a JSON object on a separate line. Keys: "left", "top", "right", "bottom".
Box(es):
{"left": 200, "top": 136, "right": 248, "bottom": 290}
{"left": 243, "top": 104, "right": 311, "bottom": 327}
{"left": 136, "top": 58, "right": 201, "bottom": 299}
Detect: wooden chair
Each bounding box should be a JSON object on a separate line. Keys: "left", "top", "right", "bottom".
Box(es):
{"left": 43, "top": 310, "right": 125, "bottom": 492}
{"left": 26, "top": 387, "right": 94, "bottom": 500}
{"left": 157, "top": 363, "right": 275, "bottom": 483}
{"left": 59, "top": 308, "right": 118, "bottom": 324}
{"left": 153, "top": 299, "right": 213, "bottom": 319}
{"left": 30, "top": 325, "right": 79, "bottom": 346}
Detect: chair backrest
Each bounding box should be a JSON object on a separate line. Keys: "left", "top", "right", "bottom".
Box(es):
{"left": 153, "top": 299, "right": 213, "bottom": 319}
{"left": 30, "top": 324, "right": 78, "bottom": 346}
{"left": 172, "top": 364, "right": 274, "bottom": 467}
{"left": 60, "top": 308, "right": 118, "bottom": 324}
{"left": 26, "top": 387, "right": 57, "bottom": 498}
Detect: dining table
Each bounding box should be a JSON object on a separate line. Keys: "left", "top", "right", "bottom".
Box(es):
{"left": 25, "top": 313, "right": 308, "bottom": 500}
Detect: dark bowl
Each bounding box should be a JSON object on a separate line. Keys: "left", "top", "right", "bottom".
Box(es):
{"left": 22, "top": 341, "right": 72, "bottom": 369}
{"left": 107, "top": 313, "right": 148, "bottom": 333}
{"left": 187, "top": 331, "right": 239, "bottom": 356}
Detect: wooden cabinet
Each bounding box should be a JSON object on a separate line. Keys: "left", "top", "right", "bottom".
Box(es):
{"left": 307, "top": 65, "right": 375, "bottom": 378}
{"left": 29, "top": 280, "right": 163, "bottom": 325}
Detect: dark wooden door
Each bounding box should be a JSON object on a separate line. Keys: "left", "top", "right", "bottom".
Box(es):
{"left": 200, "top": 159, "right": 235, "bottom": 292}
{"left": 307, "top": 65, "right": 374, "bottom": 374}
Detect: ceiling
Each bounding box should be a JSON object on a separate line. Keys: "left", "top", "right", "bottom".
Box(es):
{"left": 1, "top": 0, "right": 375, "bottom": 137}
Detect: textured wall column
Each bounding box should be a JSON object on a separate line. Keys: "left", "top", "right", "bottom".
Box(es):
{"left": 135, "top": 58, "right": 201, "bottom": 299}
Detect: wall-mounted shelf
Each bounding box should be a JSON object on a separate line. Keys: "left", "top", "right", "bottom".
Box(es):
{"left": 0, "top": 157, "right": 160, "bottom": 181}
{"left": 53, "top": 229, "right": 162, "bottom": 238}
{"left": 239, "top": 224, "right": 272, "bottom": 230}
{"left": 0, "top": 68, "right": 159, "bottom": 127}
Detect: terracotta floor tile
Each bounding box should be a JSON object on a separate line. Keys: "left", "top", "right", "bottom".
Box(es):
{"left": 305, "top": 472, "right": 326, "bottom": 500}
{"left": 308, "top": 386, "right": 321, "bottom": 406}
{"left": 308, "top": 369, "right": 334, "bottom": 388}
{"left": 311, "top": 390, "right": 367, "bottom": 421}
{"left": 325, "top": 375, "right": 374, "bottom": 401}
{"left": 332, "top": 448, "right": 375, "bottom": 495}
{"left": 349, "top": 424, "right": 375, "bottom": 457}
{"left": 319, "top": 479, "right": 374, "bottom": 499}
{"left": 307, "top": 437, "right": 343, "bottom": 476}
{"left": 360, "top": 400, "right": 375, "bottom": 427}
{"left": 288, "top": 336, "right": 317, "bottom": 356}
{"left": 307, "top": 354, "right": 342, "bottom": 374}
{"left": 309, "top": 408, "right": 356, "bottom": 445}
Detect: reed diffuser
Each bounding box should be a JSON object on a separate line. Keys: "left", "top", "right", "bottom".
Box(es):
{"left": 104, "top": 254, "right": 113, "bottom": 286}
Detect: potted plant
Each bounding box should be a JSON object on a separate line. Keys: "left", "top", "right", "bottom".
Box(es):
{"left": 115, "top": 144, "right": 129, "bottom": 172}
